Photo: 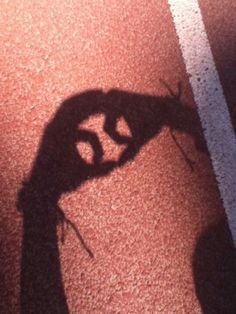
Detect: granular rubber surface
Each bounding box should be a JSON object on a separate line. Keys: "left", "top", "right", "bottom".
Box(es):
{"left": 0, "top": 1, "right": 235, "bottom": 313}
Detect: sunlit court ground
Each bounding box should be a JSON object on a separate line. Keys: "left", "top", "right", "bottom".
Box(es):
{"left": 0, "top": 1, "right": 236, "bottom": 313}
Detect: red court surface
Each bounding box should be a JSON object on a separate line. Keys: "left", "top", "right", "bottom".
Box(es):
{"left": 0, "top": 1, "right": 235, "bottom": 313}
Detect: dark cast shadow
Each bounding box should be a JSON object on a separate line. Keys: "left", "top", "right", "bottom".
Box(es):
{"left": 17, "top": 85, "right": 207, "bottom": 313}
{"left": 193, "top": 216, "right": 236, "bottom": 314}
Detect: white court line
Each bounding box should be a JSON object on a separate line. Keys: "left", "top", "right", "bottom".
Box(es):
{"left": 168, "top": 0, "right": 236, "bottom": 244}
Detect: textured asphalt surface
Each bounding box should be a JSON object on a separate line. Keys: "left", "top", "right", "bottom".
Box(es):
{"left": 0, "top": 1, "right": 236, "bottom": 313}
